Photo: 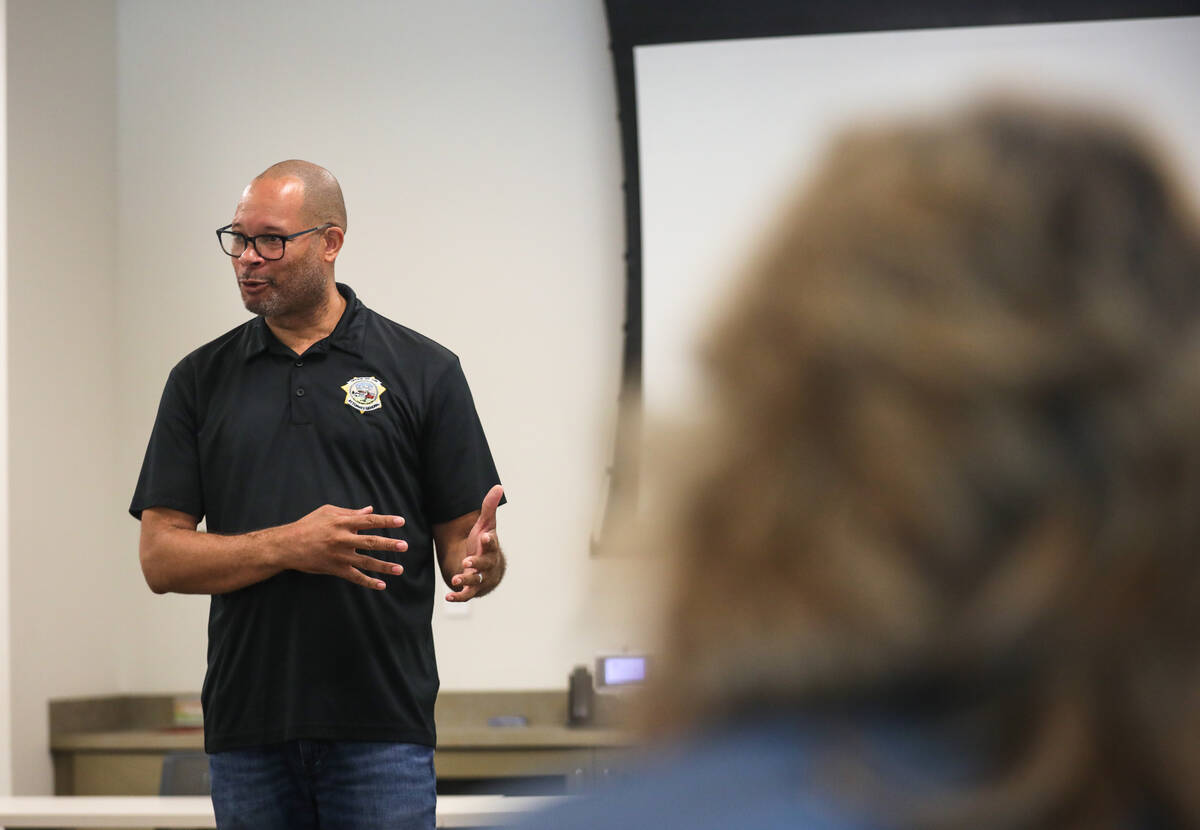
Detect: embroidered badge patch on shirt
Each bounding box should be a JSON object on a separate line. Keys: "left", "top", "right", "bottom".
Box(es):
{"left": 342, "top": 376, "right": 386, "bottom": 414}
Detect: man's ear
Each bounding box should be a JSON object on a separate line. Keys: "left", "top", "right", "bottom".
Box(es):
{"left": 322, "top": 226, "right": 345, "bottom": 262}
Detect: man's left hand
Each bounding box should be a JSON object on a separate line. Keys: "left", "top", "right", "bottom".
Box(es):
{"left": 446, "top": 485, "right": 505, "bottom": 602}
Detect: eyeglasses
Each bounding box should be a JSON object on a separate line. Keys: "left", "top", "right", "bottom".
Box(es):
{"left": 216, "top": 223, "right": 332, "bottom": 260}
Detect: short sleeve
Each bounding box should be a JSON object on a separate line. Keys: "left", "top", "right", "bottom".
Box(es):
{"left": 129, "top": 360, "right": 205, "bottom": 521}
{"left": 420, "top": 357, "right": 504, "bottom": 523}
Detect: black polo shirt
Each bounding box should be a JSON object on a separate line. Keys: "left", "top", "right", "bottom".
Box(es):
{"left": 130, "top": 283, "right": 503, "bottom": 753}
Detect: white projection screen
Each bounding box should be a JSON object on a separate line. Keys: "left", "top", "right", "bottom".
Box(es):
{"left": 634, "top": 15, "right": 1200, "bottom": 423}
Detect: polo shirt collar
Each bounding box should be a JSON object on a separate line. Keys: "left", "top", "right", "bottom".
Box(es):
{"left": 240, "top": 282, "right": 367, "bottom": 360}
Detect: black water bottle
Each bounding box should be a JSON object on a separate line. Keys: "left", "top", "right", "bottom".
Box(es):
{"left": 567, "top": 665, "right": 594, "bottom": 727}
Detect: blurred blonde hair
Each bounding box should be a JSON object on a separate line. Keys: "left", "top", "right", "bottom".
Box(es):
{"left": 637, "top": 98, "right": 1200, "bottom": 827}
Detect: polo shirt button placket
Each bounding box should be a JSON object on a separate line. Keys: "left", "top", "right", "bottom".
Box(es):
{"left": 290, "top": 359, "right": 312, "bottom": 424}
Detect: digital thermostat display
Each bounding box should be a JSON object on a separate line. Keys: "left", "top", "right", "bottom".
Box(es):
{"left": 596, "top": 655, "right": 647, "bottom": 688}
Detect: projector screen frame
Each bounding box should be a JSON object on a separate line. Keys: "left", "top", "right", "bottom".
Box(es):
{"left": 592, "top": 0, "right": 1200, "bottom": 549}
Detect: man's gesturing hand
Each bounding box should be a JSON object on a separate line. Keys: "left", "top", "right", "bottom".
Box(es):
{"left": 446, "top": 485, "right": 505, "bottom": 602}
{"left": 278, "top": 504, "right": 407, "bottom": 590}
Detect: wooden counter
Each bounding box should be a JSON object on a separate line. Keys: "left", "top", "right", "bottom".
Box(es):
{"left": 50, "top": 692, "right": 637, "bottom": 797}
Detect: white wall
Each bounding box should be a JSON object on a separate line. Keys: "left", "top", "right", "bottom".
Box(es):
{"left": 6, "top": 0, "right": 122, "bottom": 794}
{"left": 8, "top": 0, "right": 648, "bottom": 795}
{"left": 0, "top": 0, "right": 11, "bottom": 796}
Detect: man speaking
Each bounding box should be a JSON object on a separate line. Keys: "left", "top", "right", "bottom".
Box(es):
{"left": 131, "top": 160, "right": 505, "bottom": 829}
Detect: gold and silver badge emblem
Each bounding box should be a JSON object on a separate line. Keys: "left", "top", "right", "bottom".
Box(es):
{"left": 341, "top": 376, "right": 386, "bottom": 414}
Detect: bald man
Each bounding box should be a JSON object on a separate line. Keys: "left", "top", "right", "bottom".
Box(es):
{"left": 131, "top": 160, "right": 506, "bottom": 830}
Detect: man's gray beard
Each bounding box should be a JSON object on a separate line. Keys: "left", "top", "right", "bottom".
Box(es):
{"left": 243, "top": 258, "right": 329, "bottom": 318}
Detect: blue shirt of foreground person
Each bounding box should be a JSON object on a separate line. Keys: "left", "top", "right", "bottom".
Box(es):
{"left": 516, "top": 715, "right": 974, "bottom": 830}
{"left": 131, "top": 160, "right": 505, "bottom": 830}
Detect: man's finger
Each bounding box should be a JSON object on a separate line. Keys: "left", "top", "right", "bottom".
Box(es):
{"left": 451, "top": 568, "right": 479, "bottom": 587}
{"left": 352, "top": 533, "right": 407, "bottom": 553}
{"left": 349, "top": 513, "right": 405, "bottom": 529}
{"left": 347, "top": 567, "right": 388, "bottom": 591}
{"left": 476, "top": 485, "right": 504, "bottom": 530}
{"left": 445, "top": 583, "right": 478, "bottom": 602}
{"left": 462, "top": 555, "right": 495, "bottom": 573}
{"left": 326, "top": 504, "right": 374, "bottom": 517}
{"left": 354, "top": 554, "right": 404, "bottom": 575}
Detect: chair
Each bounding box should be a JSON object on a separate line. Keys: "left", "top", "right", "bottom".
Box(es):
{"left": 159, "top": 750, "right": 211, "bottom": 795}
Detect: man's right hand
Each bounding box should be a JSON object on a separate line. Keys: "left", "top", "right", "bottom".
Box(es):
{"left": 138, "top": 504, "right": 407, "bottom": 596}
{"left": 277, "top": 504, "right": 407, "bottom": 590}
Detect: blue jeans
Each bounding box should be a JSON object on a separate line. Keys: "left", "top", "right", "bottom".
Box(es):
{"left": 208, "top": 740, "right": 436, "bottom": 830}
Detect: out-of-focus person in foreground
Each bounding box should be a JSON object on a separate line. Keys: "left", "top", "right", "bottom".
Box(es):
{"left": 521, "top": 99, "right": 1200, "bottom": 829}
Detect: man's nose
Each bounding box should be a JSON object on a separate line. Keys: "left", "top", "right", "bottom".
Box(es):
{"left": 238, "top": 244, "right": 264, "bottom": 264}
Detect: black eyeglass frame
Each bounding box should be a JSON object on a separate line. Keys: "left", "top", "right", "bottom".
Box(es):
{"left": 216, "top": 223, "right": 334, "bottom": 260}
